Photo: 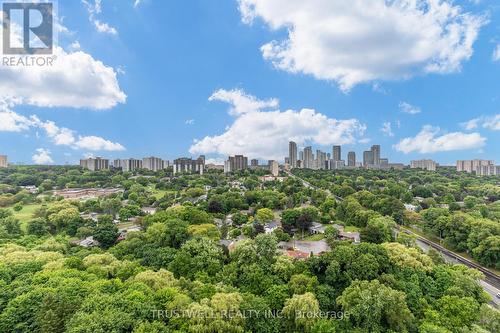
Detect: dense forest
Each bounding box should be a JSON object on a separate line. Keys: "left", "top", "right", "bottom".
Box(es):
{"left": 0, "top": 165, "right": 498, "bottom": 332}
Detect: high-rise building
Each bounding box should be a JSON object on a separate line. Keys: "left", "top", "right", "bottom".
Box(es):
{"left": 80, "top": 157, "right": 109, "bottom": 171}
{"left": 303, "top": 147, "right": 313, "bottom": 169}
{"left": 250, "top": 159, "right": 259, "bottom": 167}
{"left": 173, "top": 157, "right": 205, "bottom": 174}
{"left": 289, "top": 141, "right": 298, "bottom": 168}
{"left": 143, "top": 157, "right": 164, "bottom": 171}
{"left": 347, "top": 151, "right": 356, "bottom": 167}
{"left": 456, "top": 160, "right": 494, "bottom": 174}
{"left": 411, "top": 159, "right": 437, "bottom": 171}
{"left": 316, "top": 150, "right": 327, "bottom": 170}
{"left": 371, "top": 145, "right": 380, "bottom": 166}
{"left": 476, "top": 165, "right": 500, "bottom": 176}
{"left": 114, "top": 158, "right": 142, "bottom": 172}
{"left": 224, "top": 155, "right": 248, "bottom": 173}
{"left": 0, "top": 155, "right": 7, "bottom": 168}
{"left": 332, "top": 145, "right": 341, "bottom": 161}
{"left": 363, "top": 150, "right": 373, "bottom": 167}
{"left": 268, "top": 160, "right": 279, "bottom": 177}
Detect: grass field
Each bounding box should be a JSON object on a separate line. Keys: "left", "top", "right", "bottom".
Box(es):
{"left": 10, "top": 204, "right": 43, "bottom": 231}
{"left": 343, "top": 225, "right": 360, "bottom": 232}
{"left": 300, "top": 233, "right": 325, "bottom": 241}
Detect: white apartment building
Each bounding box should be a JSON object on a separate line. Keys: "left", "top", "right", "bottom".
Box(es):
{"left": 411, "top": 159, "right": 437, "bottom": 171}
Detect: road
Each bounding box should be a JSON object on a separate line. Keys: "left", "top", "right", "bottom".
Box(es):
{"left": 411, "top": 233, "right": 500, "bottom": 308}
{"left": 287, "top": 170, "right": 500, "bottom": 308}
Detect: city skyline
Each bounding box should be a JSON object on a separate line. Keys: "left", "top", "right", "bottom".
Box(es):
{"left": 0, "top": 1, "right": 498, "bottom": 166}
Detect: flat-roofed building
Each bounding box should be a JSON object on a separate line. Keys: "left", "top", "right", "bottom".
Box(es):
{"left": 347, "top": 151, "right": 356, "bottom": 167}
{"left": 411, "top": 159, "right": 437, "bottom": 171}
{"left": 80, "top": 157, "right": 109, "bottom": 171}
{"left": 0, "top": 155, "right": 7, "bottom": 168}
{"left": 114, "top": 158, "right": 142, "bottom": 172}
{"left": 142, "top": 156, "right": 164, "bottom": 171}
{"left": 224, "top": 155, "right": 248, "bottom": 173}
{"left": 456, "top": 160, "right": 494, "bottom": 174}
{"left": 173, "top": 157, "right": 205, "bottom": 175}
{"left": 268, "top": 160, "right": 279, "bottom": 176}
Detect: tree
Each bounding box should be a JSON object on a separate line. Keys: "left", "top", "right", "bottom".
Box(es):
{"left": 282, "top": 292, "right": 320, "bottom": 332}
{"left": 361, "top": 216, "right": 394, "bottom": 244}
{"left": 255, "top": 208, "right": 274, "bottom": 223}
{"left": 337, "top": 280, "right": 413, "bottom": 332}
{"left": 27, "top": 218, "right": 49, "bottom": 236}
{"left": 93, "top": 219, "right": 118, "bottom": 249}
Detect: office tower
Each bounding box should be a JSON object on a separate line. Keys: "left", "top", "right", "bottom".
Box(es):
{"left": 251, "top": 159, "right": 259, "bottom": 167}
{"left": 80, "top": 157, "right": 109, "bottom": 171}
{"left": 224, "top": 155, "right": 248, "bottom": 173}
{"left": 363, "top": 150, "right": 373, "bottom": 167}
{"left": 143, "top": 157, "right": 164, "bottom": 171}
{"left": 303, "top": 147, "right": 313, "bottom": 169}
{"left": 332, "top": 145, "right": 341, "bottom": 161}
{"left": 268, "top": 160, "right": 279, "bottom": 177}
{"left": 411, "top": 159, "right": 437, "bottom": 171}
{"left": 316, "top": 150, "right": 327, "bottom": 170}
{"left": 347, "top": 151, "right": 356, "bottom": 167}
{"left": 289, "top": 141, "right": 298, "bottom": 168}
{"left": 173, "top": 157, "right": 205, "bottom": 174}
{"left": 0, "top": 155, "right": 7, "bottom": 168}
{"left": 456, "top": 160, "right": 493, "bottom": 173}
{"left": 371, "top": 145, "right": 380, "bottom": 166}
{"left": 114, "top": 158, "right": 142, "bottom": 172}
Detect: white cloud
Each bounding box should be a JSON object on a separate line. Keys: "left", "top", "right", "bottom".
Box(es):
{"left": 69, "top": 41, "right": 81, "bottom": 50}
{"left": 239, "top": 0, "right": 485, "bottom": 91}
{"left": 74, "top": 136, "right": 125, "bottom": 151}
{"left": 399, "top": 102, "right": 421, "bottom": 115}
{"left": 94, "top": 20, "right": 118, "bottom": 35}
{"left": 493, "top": 44, "right": 500, "bottom": 62}
{"left": 0, "top": 45, "right": 126, "bottom": 110}
{"left": 189, "top": 88, "right": 366, "bottom": 160}
{"left": 0, "top": 106, "right": 125, "bottom": 152}
{"left": 394, "top": 125, "right": 486, "bottom": 153}
{"left": 461, "top": 114, "right": 500, "bottom": 131}
{"left": 134, "top": 0, "right": 144, "bottom": 8}
{"left": 381, "top": 122, "right": 394, "bottom": 137}
{"left": 32, "top": 148, "right": 54, "bottom": 165}
{"left": 209, "top": 88, "right": 279, "bottom": 115}
{"left": 0, "top": 109, "right": 34, "bottom": 132}
{"left": 82, "top": 0, "right": 118, "bottom": 35}
{"left": 185, "top": 119, "right": 195, "bottom": 125}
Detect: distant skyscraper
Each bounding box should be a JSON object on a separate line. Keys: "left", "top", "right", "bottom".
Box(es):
{"left": 456, "top": 160, "right": 494, "bottom": 174}
{"left": 0, "top": 155, "right": 7, "bottom": 168}
{"left": 303, "top": 147, "right": 313, "bottom": 169}
{"left": 332, "top": 145, "right": 341, "bottom": 161}
{"left": 114, "top": 158, "right": 142, "bottom": 172}
{"left": 80, "top": 157, "right": 109, "bottom": 171}
{"left": 224, "top": 155, "right": 248, "bottom": 173}
{"left": 316, "top": 150, "right": 327, "bottom": 170}
{"left": 251, "top": 159, "right": 259, "bottom": 167}
{"left": 371, "top": 145, "right": 380, "bottom": 166}
{"left": 347, "top": 151, "right": 356, "bottom": 167}
{"left": 411, "top": 159, "right": 437, "bottom": 171}
{"left": 173, "top": 157, "right": 205, "bottom": 174}
{"left": 143, "top": 156, "right": 164, "bottom": 171}
{"left": 363, "top": 151, "right": 373, "bottom": 167}
{"left": 268, "top": 160, "right": 279, "bottom": 177}
{"left": 289, "top": 141, "right": 298, "bottom": 168}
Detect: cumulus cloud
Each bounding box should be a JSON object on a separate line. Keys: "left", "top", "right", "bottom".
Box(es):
{"left": 462, "top": 114, "right": 500, "bottom": 131}
{"left": 399, "top": 102, "right": 421, "bottom": 115}
{"left": 239, "top": 0, "right": 485, "bottom": 90}
{"left": 32, "top": 148, "right": 54, "bottom": 165}
{"left": 394, "top": 125, "right": 485, "bottom": 153}
{"left": 82, "top": 0, "right": 118, "bottom": 35}
{"left": 381, "top": 122, "right": 394, "bottom": 137}
{"left": 0, "top": 105, "right": 125, "bottom": 152}
{"left": 209, "top": 89, "right": 279, "bottom": 115}
{"left": 189, "top": 89, "right": 366, "bottom": 160}
{"left": 493, "top": 44, "right": 500, "bottom": 61}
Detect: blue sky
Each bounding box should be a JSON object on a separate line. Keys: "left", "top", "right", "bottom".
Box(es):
{"left": 0, "top": 0, "right": 499, "bottom": 165}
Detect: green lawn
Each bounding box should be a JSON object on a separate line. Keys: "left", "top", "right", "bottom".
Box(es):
{"left": 10, "top": 204, "right": 43, "bottom": 231}
{"left": 300, "top": 233, "right": 325, "bottom": 241}
{"left": 343, "top": 225, "right": 360, "bottom": 232}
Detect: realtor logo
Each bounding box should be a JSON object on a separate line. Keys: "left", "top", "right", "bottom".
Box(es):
{"left": 2, "top": 2, "right": 53, "bottom": 54}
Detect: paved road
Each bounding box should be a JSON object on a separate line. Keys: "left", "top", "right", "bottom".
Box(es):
{"left": 414, "top": 238, "right": 499, "bottom": 308}
{"left": 288, "top": 171, "right": 500, "bottom": 307}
